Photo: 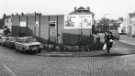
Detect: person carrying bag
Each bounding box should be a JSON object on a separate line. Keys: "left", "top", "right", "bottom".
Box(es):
{"left": 102, "top": 42, "right": 107, "bottom": 50}
{"left": 103, "top": 32, "right": 114, "bottom": 54}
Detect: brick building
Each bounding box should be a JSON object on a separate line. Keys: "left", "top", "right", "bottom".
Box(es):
{"left": 4, "top": 7, "right": 95, "bottom": 45}
{"left": 119, "top": 12, "right": 135, "bottom": 36}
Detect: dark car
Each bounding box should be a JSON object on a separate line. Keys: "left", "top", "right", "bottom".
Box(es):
{"left": 110, "top": 30, "right": 120, "bottom": 40}
{"left": 0, "top": 35, "right": 8, "bottom": 45}
{"left": 3, "top": 37, "right": 16, "bottom": 48}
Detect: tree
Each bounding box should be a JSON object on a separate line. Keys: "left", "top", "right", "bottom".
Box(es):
{"left": 0, "top": 14, "right": 7, "bottom": 29}
{"left": 118, "top": 17, "right": 123, "bottom": 22}
{"left": 3, "top": 14, "right": 7, "bottom": 19}
{"left": 97, "top": 18, "right": 111, "bottom": 32}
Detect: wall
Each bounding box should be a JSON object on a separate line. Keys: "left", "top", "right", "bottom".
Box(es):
{"left": 130, "top": 17, "right": 135, "bottom": 36}
{"left": 10, "top": 14, "right": 93, "bottom": 44}
{"left": 39, "top": 15, "right": 92, "bottom": 44}
{"left": 11, "top": 15, "right": 33, "bottom": 36}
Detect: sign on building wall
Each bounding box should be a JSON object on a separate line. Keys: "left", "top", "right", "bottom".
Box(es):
{"left": 20, "top": 21, "right": 26, "bottom": 27}
{"left": 5, "top": 18, "right": 12, "bottom": 31}
{"left": 64, "top": 15, "right": 92, "bottom": 29}
{"left": 36, "top": 21, "right": 39, "bottom": 26}
{"left": 49, "top": 21, "right": 57, "bottom": 29}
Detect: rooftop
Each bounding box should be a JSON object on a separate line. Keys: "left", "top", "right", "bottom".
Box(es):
{"left": 69, "top": 6, "right": 94, "bottom": 15}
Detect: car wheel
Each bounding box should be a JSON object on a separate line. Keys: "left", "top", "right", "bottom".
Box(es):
{"left": 15, "top": 46, "right": 18, "bottom": 51}
{"left": 31, "top": 50, "right": 40, "bottom": 54}
{"left": 27, "top": 50, "right": 35, "bottom": 54}
{"left": 37, "top": 49, "right": 41, "bottom": 53}
{"left": 22, "top": 48, "right": 27, "bottom": 53}
{"left": 11, "top": 45, "right": 15, "bottom": 49}
{"left": 15, "top": 46, "right": 20, "bottom": 52}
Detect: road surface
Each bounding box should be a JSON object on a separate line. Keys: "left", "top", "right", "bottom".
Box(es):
{"left": 0, "top": 41, "right": 135, "bottom": 76}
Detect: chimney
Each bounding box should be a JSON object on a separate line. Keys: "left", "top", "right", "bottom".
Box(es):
{"left": 35, "top": 11, "right": 37, "bottom": 16}
{"left": 16, "top": 13, "right": 19, "bottom": 16}
{"left": 11, "top": 14, "right": 14, "bottom": 17}
{"left": 21, "top": 12, "right": 24, "bottom": 16}
{"left": 74, "top": 7, "right": 77, "bottom": 11}
{"left": 87, "top": 6, "right": 90, "bottom": 11}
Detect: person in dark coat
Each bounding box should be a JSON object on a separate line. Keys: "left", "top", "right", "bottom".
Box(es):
{"left": 3, "top": 26, "right": 11, "bottom": 36}
{"left": 104, "top": 32, "right": 114, "bottom": 53}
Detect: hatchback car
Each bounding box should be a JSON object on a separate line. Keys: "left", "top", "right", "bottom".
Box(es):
{"left": 14, "top": 37, "right": 43, "bottom": 54}
{"left": 3, "top": 37, "right": 16, "bottom": 48}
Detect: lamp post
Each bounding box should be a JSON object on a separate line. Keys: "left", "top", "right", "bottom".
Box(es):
{"left": 103, "top": 13, "right": 110, "bottom": 32}
{"left": 34, "top": 12, "right": 36, "bottom": 36}
{"left": 79, "top": 15, "right": 83, "bottom": 50}
{"left": 48, "top": 16, "right": 51, "bottom": 48}
{"left": 38, "top": 14, "right": 41, "bottom": 38}
{"left": 56, "top": 16, "right": 58, "bottom": 44}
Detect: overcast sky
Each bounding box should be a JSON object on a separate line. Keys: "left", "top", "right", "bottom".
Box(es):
{"left": 0, "top": 0, "right": 135, "bottom": 19}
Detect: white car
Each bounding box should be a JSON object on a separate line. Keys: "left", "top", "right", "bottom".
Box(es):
{"left": 14, "top": 37, "right": 43, "bottom": 54}
{"left": 0, "top": 35, "right": 8, "bottom": 45}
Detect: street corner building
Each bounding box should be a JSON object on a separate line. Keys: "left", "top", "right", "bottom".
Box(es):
{"left": 118, "top": 12, "right": 135, "bottom": 37}
{"left": 4, "top": 7, "right": 102, "bottom": 50}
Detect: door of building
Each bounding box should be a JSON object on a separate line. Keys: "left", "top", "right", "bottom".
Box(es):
{"left": 49, "top": 21, "right": 57, "bottom": 43}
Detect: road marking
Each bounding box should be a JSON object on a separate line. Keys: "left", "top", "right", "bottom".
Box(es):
{"left": 2, "top": 64, "right": 17, "bottom": 76}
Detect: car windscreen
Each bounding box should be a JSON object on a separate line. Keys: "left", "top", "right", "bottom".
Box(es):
{"left": 25, "top": 38, "right": 37, "bottom": 42}
{"left": 16, "top": 38, "right": 37, "bottom": 43}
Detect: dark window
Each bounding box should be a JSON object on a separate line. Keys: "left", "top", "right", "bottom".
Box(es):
{"left": 49, "top": 23, "right": 55, "bottom": 27}
{"left": 49, "top": 21, "right": 56, "bottom": 27}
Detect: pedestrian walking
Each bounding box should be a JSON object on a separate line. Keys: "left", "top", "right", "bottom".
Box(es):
{"left": 104, "top": 32, "right": 114, "bottom": 53}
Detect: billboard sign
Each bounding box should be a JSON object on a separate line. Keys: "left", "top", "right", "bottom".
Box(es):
{"left": 20, "top": 21, "right": 26, "bottom": 27}
{"left": 64, "top": 15, "right": 92, "bottom": 29}
{"left": 36, "top": 21, "right": 39, "bottom": 26}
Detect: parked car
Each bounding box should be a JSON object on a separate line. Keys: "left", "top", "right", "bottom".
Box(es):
{"left": 3, "top": 37, "right": 16, "bottom": 48}
{"left": 110, "top": 30, "right": 120, "bottom": 40}
{"left": 0, "top": 35, "right": 8, "bottom": 45}
{"left": 14, "top": 37, "right": 43, "bottom": 54}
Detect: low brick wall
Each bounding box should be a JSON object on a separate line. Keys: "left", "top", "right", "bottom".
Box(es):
{"left": 62, "top": 33, "right": 104, "bottom": 51}
{"left": 36, "top": 33, "right": 104, "bottom": 51}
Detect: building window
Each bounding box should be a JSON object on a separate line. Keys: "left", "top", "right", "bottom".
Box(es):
{"left": 49, "top": 21, "right": 56, "bottom": 27}
{"left": 20, "top": 21, "right": 26, "bottom": 27}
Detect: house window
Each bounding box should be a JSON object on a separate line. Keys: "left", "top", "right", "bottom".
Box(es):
{"left": 49, "top": 21, "right": 56, "bottom": 27}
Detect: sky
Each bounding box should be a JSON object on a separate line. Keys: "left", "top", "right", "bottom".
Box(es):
{"left": 0, "top": 0, "right": 135, "bottom": 20}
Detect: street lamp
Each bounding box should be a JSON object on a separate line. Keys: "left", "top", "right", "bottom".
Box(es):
{"left": 103, "top": 13, "right": 110, "bottom": 32}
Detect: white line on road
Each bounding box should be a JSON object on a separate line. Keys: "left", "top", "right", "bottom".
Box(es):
{"left": 2, "top": 64, "right": 17, "bottom": 76}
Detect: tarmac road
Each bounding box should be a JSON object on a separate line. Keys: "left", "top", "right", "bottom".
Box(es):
{"left": 0, "top": 41, "right": 135, "bottom": 76}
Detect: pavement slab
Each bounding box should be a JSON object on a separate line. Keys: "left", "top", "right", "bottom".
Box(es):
{"left": 37, "top": 51, "right": 106, "bottom": 57}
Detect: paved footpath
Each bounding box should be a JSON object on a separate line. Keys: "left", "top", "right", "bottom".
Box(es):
{"left": 38, "top": 39, "right": 135, "bottom": 57}
{"left": 38, "top": 51, "right": 106, "bottom": 57}
{"left": 119, "top": 35, "right": 135, "bottom": 46}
